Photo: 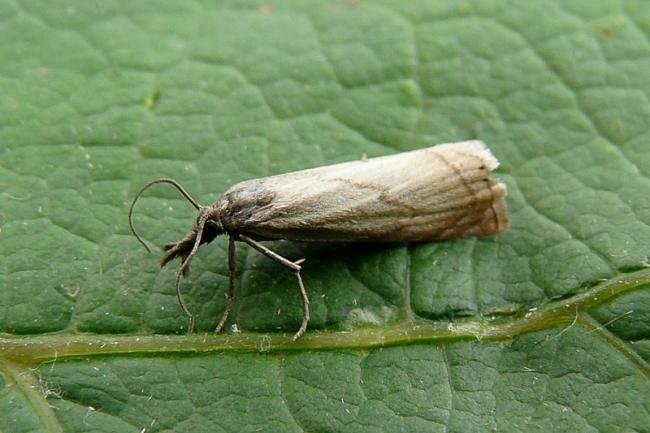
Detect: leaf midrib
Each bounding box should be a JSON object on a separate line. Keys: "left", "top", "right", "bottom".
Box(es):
{"left": 1, "top": 267, "right": 649, "bottom": 370}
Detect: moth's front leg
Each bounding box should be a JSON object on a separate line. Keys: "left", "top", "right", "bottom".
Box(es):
{"left": 215, "top": 236, "right": 237, "bottom": 334}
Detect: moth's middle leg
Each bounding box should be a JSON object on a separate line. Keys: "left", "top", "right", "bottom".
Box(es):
{"left": 215, "top": 236, "right": 237, "bottom": 334}
{"left": 237, "top": 234, "right": 310, "bottom": 341}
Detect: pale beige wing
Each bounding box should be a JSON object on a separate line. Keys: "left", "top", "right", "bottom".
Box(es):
{"left": 219, "top": 140, "right": 508, "bottom": 242}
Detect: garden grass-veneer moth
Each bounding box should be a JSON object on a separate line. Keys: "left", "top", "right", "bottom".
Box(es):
{"left": 129, "top": 140, "right": 509, "bottom": 340}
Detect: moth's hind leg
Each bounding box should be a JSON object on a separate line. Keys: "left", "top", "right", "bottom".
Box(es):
{"left": 237, "top": 234, "right": 309, "bottom": 341}
{"left": 215, "top": 236, "right": 237, "bottom": 334}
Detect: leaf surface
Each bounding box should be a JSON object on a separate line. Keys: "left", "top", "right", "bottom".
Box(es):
{"left": 1, "top": 1, "right": 649, "bottom": 432}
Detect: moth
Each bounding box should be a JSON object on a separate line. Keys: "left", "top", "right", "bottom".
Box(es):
{"left": 129, "top": 140, "right": 509, "bottom": 340}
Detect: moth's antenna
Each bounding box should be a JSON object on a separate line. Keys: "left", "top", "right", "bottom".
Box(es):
{"left": 129, "top": 178, "right": 202, "bottom": 253}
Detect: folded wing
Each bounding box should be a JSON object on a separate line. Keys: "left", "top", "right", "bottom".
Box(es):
{"left": 219, "top": 140, "right": 508, "bottom": 242}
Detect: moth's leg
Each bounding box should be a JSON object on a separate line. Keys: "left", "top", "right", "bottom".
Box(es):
{"left": 237, "top": 234, "right": 309, "bottom": 341}
{"left": 215, "top": 236, "right": 237, "bottom": 334}
{"left": 175, "top": 273, "right": 195, "bottom": 333}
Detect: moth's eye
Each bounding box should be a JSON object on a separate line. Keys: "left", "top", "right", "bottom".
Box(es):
{"left": 206, "top": 220, "right": 219, "bottom": 230}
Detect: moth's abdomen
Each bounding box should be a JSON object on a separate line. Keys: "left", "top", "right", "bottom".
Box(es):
{"left": 219, "top": 141, "right": 508, "bottom": 242}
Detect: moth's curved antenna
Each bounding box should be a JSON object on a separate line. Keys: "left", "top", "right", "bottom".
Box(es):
{"left": 128, "top": 178, "right": 202, "bottom": 253}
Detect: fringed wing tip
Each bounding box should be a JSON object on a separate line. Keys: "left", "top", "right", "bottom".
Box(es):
{"left": 484, "top": 180, "right": 509, "bottom": 235}
{"left": 479, "top": 147, "right": 500, "bottom": 172}
{"left": 492, "top": 191, "right": 510, "bottom": 234}
{"left": 468, "top": 140, "right": 500, "bottom": 171}
{"left": 469, "top": 141, "right": 508, "bottom": 234}
{"left": 434, "top": 140, "right": 500, "bottom": 171}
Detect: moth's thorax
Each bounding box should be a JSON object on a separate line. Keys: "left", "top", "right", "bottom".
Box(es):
{"left": 217, "top": 196, "right": 236, "bottom": 232}
{"left": 217, "top": 184, "right": 277, "bottom": 233}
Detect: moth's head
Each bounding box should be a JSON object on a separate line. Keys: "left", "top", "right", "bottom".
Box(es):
{"left": 128, "top": 178, "right": 223, "bottom": 275}
{"left": 159, "top": 204, "right": 222, "bottom": 273}
{"left": 197, "top": 205, "right": 223, "bottom": 237}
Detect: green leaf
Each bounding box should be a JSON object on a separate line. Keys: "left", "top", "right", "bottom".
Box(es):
{"left": 1, "top": 1, "right": 649, "bottom": 432}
